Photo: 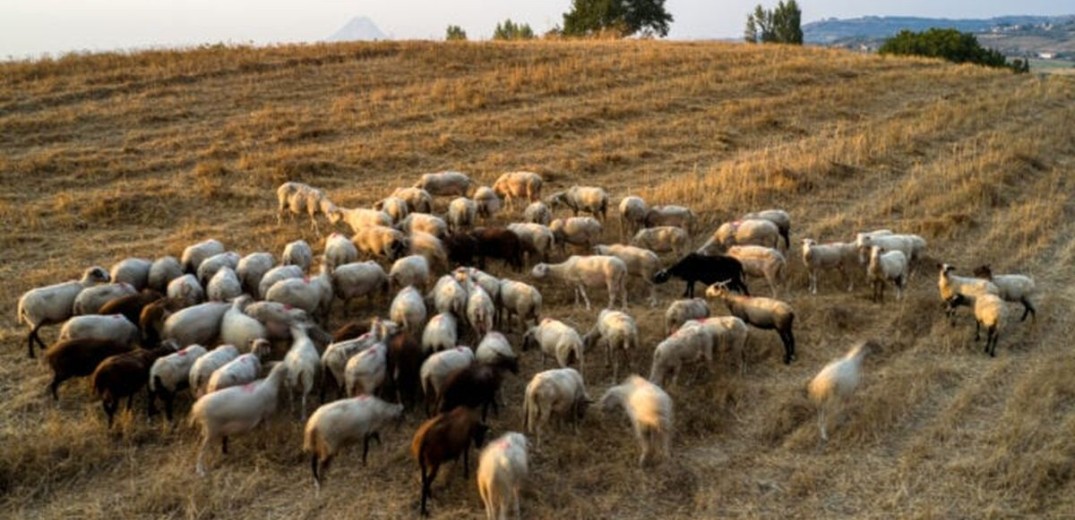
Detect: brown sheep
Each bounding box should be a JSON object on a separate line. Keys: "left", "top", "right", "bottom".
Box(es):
{"left": 469, "top": 227, "right": 524, "bottom": 272}
{"left": 93, "top": 342, "right": 178, "bottom": 428}
{"left": 412, "top": 407, "right": 490, "bottom": 516}
{"left": 45, "top": 338, "right": 134, "bottom": 401}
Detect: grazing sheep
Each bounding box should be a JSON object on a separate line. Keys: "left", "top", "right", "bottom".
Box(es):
{"left": 468, "top": 227, "right": 525, "bottom": 272}
{"left": 282, "top": 240, "right": 314, "bottom": 273}
{"left": 742, "top": 209, "right": 791, "bottom": 250}
{"left": 523, "top": 368, "right": 591, "bottom": 447}
{"left": 277, "top": 181, "right": 333, "bottom": 233}
{"left": 695, "top": 316, "right": 750, "bottom": 375}
{"left": 522, "top": 318, "right": 585, "bottom": 376}
{"left": 265, "top": 264, "right": 334, "bottom": 325}
{"left": 593, "top": 244, "right": 660, "bottom": 307}
{"left": 321, "top": 329, "right": 379, "bottom": 401}
{"left": 653, "top": 253, "right": 749, "bottom": 298}
{"left": 631, "top": 226, "right": 690, "bottom": 259}
{"left": 207, "top": 267, "right": 242, "bottom": 302}
{"left": 384, "top": 324, "right": 428, "bottom": 411}
{"left": 705, "top": 282, "right": 796, "bottom": 364}
{"left": 412, "top": 406, "right": 490, "bottom": 516}
{"left": 447, "top": 197, "right": 478, "bottom": 234}
{"left": 548, "top": 217, "right": 603, "bottom": 257}
{"left": 326, "top": 206, "right": 393, "bottom": 234}
{"left": 408, "top": 231, "right": 450, "bottom": 273}
{"left": 598, "top": 375, "right": 673, "bottom": 467}
{"left": 92, "top": 342, "right": 178, "bottom": 428}
{"left": 392, "top": 187, "right": 435, "bottom": 214}
{"left": 190, "top": 362, "right": 289, "bottom": 476}
{"left": 196, "top": 251, "right": 241, "bottom": 287}
{"left": 374, "top": 196, "right": 410, "bottom": 224}
{"left": 618, "top": 196, "right": 648, "bottom": 242}
{"left": 466, "top": 285, "right": 497, "bottom": 341}
{"left": 429, "top": 274, "right": 468, "bottom": 318}
{"left": 973, "top": 265, "right": 1038, "bottom": 321}
{"left": 414, "top": 171, "right": 474, "bottom": 197}
{"left": 496, "top": 279, "right": 542, "bottom": 332}
{"left": 698, "top": 219, "right": 781, "bottom": 254}
{"left": 390, "top": 286, "right": 428, "bottom": 333}
{"left": 351, "top": 225, "right": 409, "bottom": 261}
{"left": 438, "top": 363, "right": 506, "bottom": 421}
{"left": 475, "top": 331, "right": 519, "bottom": 375}
{"left": 522, "top": 201, "right": 552, "bottom": 226}
{"left": 492, "top": 171, "right": 543, "bottom": 210}
{"left": 284, "top": 322, "right": 321, "bottom": 420}
{"left": 345, "top": 342, "right": 388, "bottom": 397}
{"left": 867, "top": 246, "right": 908, "bottom": 303}
{"left": 73, "top": 282, "right": 137, "bottom": 315}
{"left": 139, "top": 296, "right": 186, "bottom": 347}
{"left": 443, "top": 232, "right": 480, "bottom": 267}
{"left": 801, "top": 239, "right": 858, "bottom": 294}
{"left": 420, "top": 347, "right": 476, "bottom": 416}
{"left": 58, "top": 314, "right": 140, "bottom": 347}
{"left": 422, "top": 313, "right": 459, "bottom": 354}
{"left": 974, "top": 294, "right": 1007, "bottom": 357}
{"left": 506, "top": 223, "right": 555, "bottom": 264}
{"left": 855, "top": 233, "right": 926, "bottom": 266}
{"left": 148, "top": 344, "right": 208, "bottom": 421}
{"left": 304, "top": 395, "right": 405, "bottom": 491}
{"left": 477, "top": 432, "right": 530, "bottom": 520}
{"left": 807, "top": 340, "right": 876, "bottom": 441}
{"left": 168, "top": 274, "right": 205, "bottom": 308}
{"left": 243, "top": 301, "right": 309, "bottom": 340}
{"left": 473, "top": 186, "right": 502, "bottom": 220}
{"left": 664, "top": 298, "right": 710, "bottom": 335}
{"left": 189, "top": 344, "right": 241, "bottom": 398}
{"left": 582, "top": 309, "right": 639, "bottom": 383}
{"left": 205, "top": 339, "right": 272, "bottom": 394}
{"left": 643, "top": 205, "right": 695, "bottom": 234}
{"left": 181, "top": 239, "right": 225, "bottom": 274}
{"left": 399, "top": 213, "right": 449, "bottom": 239}
{"left": 148, "top": 256, "right": 184, "bottom": 293}
{"left": 454, "top": 267, "right": 501, "bottom": 306}
{"left": 110, "top": 258, "right": 152, "bottom": 291}
{"left": 390, "top": 254, "right": 432, "bottom": 291}
{"left": 323, "top": 233, "right": 359, "bottom": 271}
{"left": 236, "top": 252, "right": 276, "bottom": 298}
{"left": 44, "top": 338, "right": 133, "bottom": 400}
{"left": 531, "top": 255, "right": 627, "bottom": 310}
{"left": 257, "top": 265, "right": 304, "bottom": 302}
{"left": 98, "top": 289, "right": 164, "bottom": 333}
{"left": 649, "top": 321, "right": 714, "bottom": 389}
{"left": 333, "top": 260, "right": 389, "bottom": 310}
{"left": 727, "top": 245, "right": 787, "bottom": 298}
{"left": 548, "top": 186, "right": 609, "bottom": 221}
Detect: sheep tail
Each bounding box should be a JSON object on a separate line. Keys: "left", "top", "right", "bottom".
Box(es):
{"left": 522, "top": 392, "right": 533, "bottom": 433}
{"left": 16, "top": 298, "right": 26, "bottom": 325}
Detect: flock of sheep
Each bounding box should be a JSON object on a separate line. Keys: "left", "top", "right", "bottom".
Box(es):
{"left": 15, "top": 169, "right": 1040, "bottom": 518}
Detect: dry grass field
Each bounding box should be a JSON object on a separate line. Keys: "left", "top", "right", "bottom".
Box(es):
{"left": 1, "top": 40, "right": 1074, "bottom": 519}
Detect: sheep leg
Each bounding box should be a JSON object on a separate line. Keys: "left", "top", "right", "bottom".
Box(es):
{"left": 164, "top": 392, "right": 175, "bottom": 423}
{"left": 311, "top": 455, "right": 322, "bottom": 491}
{"left": 1020, "top": 299, "right": 1035, "bottom": 322}
{"left": 577, "top": 285, "right": 592, "bottom": 310}
{"left": 221, "top": 436, "right": 229, "bottom": 455}
{"left": 780, "top": 329, "right": 796, "bottom": 364}
{"left": 974, "top": 320, "right": 982, "bottom": 341}
{"left": 103, "top": 400, "right": 117, "bottom": 429}
{"left": 28, "top": 324, "right": 49, "bottom": 359}
{"left": 49, "top": 375, "right": 63, "bottom": 401}
{"left": 362, "top": 432, "right": 381, "bottom": 465}
{"left": 818, "top": 408, "right": 828, "bottom": 441}
{"left": 196, "top": 436, "right": 212, "bottom": 476}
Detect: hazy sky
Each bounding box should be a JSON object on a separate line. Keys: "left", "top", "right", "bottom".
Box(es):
{"left": 1, "top": 1, "right": 1071, "bottom": 59}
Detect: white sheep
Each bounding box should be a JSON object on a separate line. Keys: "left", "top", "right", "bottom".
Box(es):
{"left": 447, "top": 196, "right": 478, "bottom": 233}
{"left": 523, "top": 368, "right": 591, "bottom": 447}
{"left": 548, "top": 186, "right": 609, "bottom": 221}
{"left": 664, "top": 298, "right": 710, "bottom": 335}
{"left": 72, "top": 282, "right": 136, "bottom": 315}
{"left": 807, "top": 340, "right": 876, "bottom": 441}
{"left": 522, "top": 201, "right": 552, "bottom": 226}
{"left": 277, "top": 181, "right": 333, "bottom": 233}
{"left": 476, "top": 331, "right": 519, "bottom": 373}
{"left": 398, "top": 212, "right": 448, "bottom": 239}
{"left": 181, "top": 238, "right": 225, "bottom": 274}
{"left": 391, "top": 187, "right": 435, "bottom": 214}
{"left": 344, "top": 342, "right": 388, "bottom": 397}
{"left": 196, "top": 251, "right": 241, "bottom": 286}
{"left": 618, "top": 196, "right": 648, "bottom": 243}
{"left": 531, "top": 255, "right": 627, "bottom": 310}
{"left": 265, "top": 263, "right": 334, "bottom": 324}
{"left": 58, "top": 314, "right": 140, "bottom": 347}
{"left": 742, "top": 209, "right": 791, "bottom": 250}
{"left": 477, "top": 432, "right": 530, "bottom": 520}
{"left": 473, "top": 186, "right": 502, "bottom": 220}
{"left": 148, "top": 256, "right": 183, "bottom": 293}
{"left": 582, "top": 309, "right": 639, "bottom": 383}
{"left": 855, "top": 233, "right": 926, "bottom": 266}
{"left": 207, "top": 267, "right": 242, "bottom": 302}
{"left": 148, "top": 343, "right": 208, "bottom": 420}
{"left": 190, "top": 362, "right": 289, "bottom": 476}
{"left": 974, "top": 293, "right": 1007, "bottom": 357}
{"left": 374, "top": 196, "right": 410, "bottom": 224}
{"left": 866, "top": 246, "right": 908, "bottom": 302}
{"left": 168, "top": 274, "right": 205, "bottom": 308}
{"left": 414, "top": 171, "right": 473, "bottom": 197}
{"left": 466, "top": 284, "right": 497, "bottom": 341}
{"left": 705, "top": 282, "right": 796, "bottom": 365}
{"left": 351, "top": 224, "right": 408, "bottom": 261}
{"left": 429, "top": 274, "right": 468, "bottom": 318}
{"left": 323, "top": 233, "right": 359, "bottom": 271}
{"left": 598, "top": 375, "right": 673, "bottom": 467}
{"left": 422, "top": 313, "right": 459, "bottom": 354}
{"left": 522, "top": 318, "right": 585, "bottom": 376}
{"left": 243, "top": 301, "right": 310, "bottom": 339}
{"left": 408, "top": 231, "right": 449, "bottom": 272}
{"left": 189, "top": 344, "right": 241, "bottom": 398}
{"left": 285, "top": 322, "right": 321, "bottom": 419}
{"left": 695, "top": 316, "right": 750, "bottom": 375}
{"left": 282, "top": 240, "right": 314, "bottom": 273}
{"left": 506, "top": 223, "right": 556, "bottom": 264}
{"left": 304, "top": 395, "right": 405, "bottom": 491}
{"left": 419, "top": 346, "right": 476, "bottom": 414}
{"left": 496, "top": 279, "right": 542, "bottom": 332}
{"left": 110, "top": 257, "right": 152, "bottom": 291}
{"left": 326, "top": 206, "right": 393, "bottom": 234}
{"left": 454, "top": 267, "right": 501, "bottom": 305}
{"left": 332, "top": 260, "right": 389, "bottom": 310}
{"left": 643, "top": 205, "right": 695, "bottom": 234}
{"left": 492, "top": 171, "right": 543, "bottom": 211}
{"left": 390, "top": 285, "right": 427, "bottom": 333}
{"left": 631, "top": 226, "right": 689, "bottom": 259}
{"left": 219, "top": 296, "right": 268, "bottom": 353}
{"left": 973, "top": 265, "right": 1038, "bottom": 322}
{"left": 257, "top": 265, "right": 304, "bottom": 301}
{"left": 548, "top": 217, "right": 603, "bottom": 255}
{"left": 389, "top": 254, "right": 431, "bottom": 291}
{"left": 321, "top": 328, "right": 380, "bottom": 399}
{"left": 938, "top": 264, "right": 1002, "bottom": 324}
{"left": 801, "top": 239, "right": 858, "bottom": 294}
{"left": 205, "top": 339, "right": 273, "bottom": 394}
{"left": 236, "top": 252, "right": 276, "bottom": 297}
{"left": 163, "top": 298, "right": 230, "bottom": 347}
{"left": 593, "top": 244, "right": 660, "bottom": 307}
{"left": 726, "top": 245, "right": 787, "bottom": 298}
{"left": 698, "top": 219, "right": 781, "bottom": 254}
{"left": 649, "top": 321, "right": 714, "bottom": 388}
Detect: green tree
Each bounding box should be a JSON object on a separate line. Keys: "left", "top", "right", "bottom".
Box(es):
{"left": 562, "top": 0, "right": 673, "bottom": 38}
{"left": 879, "top": 28, "right": 1025, "bottom": 72}
{"left": 445, "top": 25, "right": 467, "bottom": 41}
{"left": 745, "top": 1, "right": 802, "bottom": 44}
{"left": 493, "top": 19, "right": 535, "bottom": 41}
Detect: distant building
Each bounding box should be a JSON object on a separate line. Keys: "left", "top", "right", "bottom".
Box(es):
{"left": 1038, "top": 52, "right": 1055, "bottom": 60}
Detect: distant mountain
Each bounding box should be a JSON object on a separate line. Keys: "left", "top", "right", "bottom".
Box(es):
{"left": 326, "top": 16, "right": 388, "bottom": 42}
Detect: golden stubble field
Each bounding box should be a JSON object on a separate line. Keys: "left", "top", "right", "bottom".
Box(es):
{"left": 1, "top": 40, "right": 1074, "bottom": 519}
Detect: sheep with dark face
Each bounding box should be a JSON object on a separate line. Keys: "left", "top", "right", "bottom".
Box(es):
{"left": 92, "top": 341, "right": 178, "bottom": 428}
{"left": 973, "top": 264, "right": 1038, "bottom": 322}
{"left": 705, "top": 282, "right": 796, "bottom": 365}
{"left": 44, "top": 338, "right": 134, "bottom": 400}
{"left": 653, "top": 253, "right": 749, "bottom": 298}
{"left": 411, "top": 406, "right": 489, "bottom": 516}
{"left": 742, "top": 209, "right": 791, "bottom": 250}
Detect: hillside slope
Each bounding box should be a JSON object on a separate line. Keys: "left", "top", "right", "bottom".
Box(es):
{"left": 1, "top": 41, "right": 1074, "bottom": 519}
